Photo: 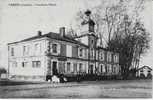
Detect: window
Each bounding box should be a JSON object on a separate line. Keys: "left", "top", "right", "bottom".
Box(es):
{"left": 89, "top": 25, "right": 94, "bottom": 32}
{"left": 91, "top": 39, "right": 94, "bottom": 44}
{"left": 114, "top": 55, "right": 118, "bottom": 63}
{"left": 107, "top": 52, "right": 112, "bottom": 62}
{"left": 79, "top": 48, "right": 83, "bottom": 57}
{"left": 52, "top": 43, "right": 57, "bottom": 53}
{"left": 113, "top": 65, "right": 116, "bottom": 73}
{"left": 32, "top": 61, "right": 41, "bottom": 68}
{"left": 35, "top": 43, "right": 41, "bottom": 54}
{"left": 23, "top": 46, "right": 26, "bottom": 54}
{"left": 107, "top": 64, "right": 112, "bottom": 73}
{"left": 23, "top": 45, "right": 29, "bottom": 55}
{"left": 102, "top": 65, "right": 106, "bottom": 73}
{"left": 66, "top": 45, "right": 72, "bottom": 57}
{"left": 79, "top": 63, "right": 83, "bottom": 72}
{"left": 99, "top": 64, "right": 105, "bottom": 73}
{"left": 101, "top": 65, "right": 103, "bottom": 72}
{"left": 67, "top": 62, "right": 71, "bottom": 72}
{"left": 12, "top": 62, "right": 17, "bottom": 67}
{"left": 90, "top": 49, "right": 94, "bottom": 59}
{"left": 73, "top": 63, "right": 77, "bottom": 73}
{"left": 11, "top": 48, "right": 14, "bottom": 56}
{"left": 22, "top": 62, "right": 28, "bottom": 68}
{"left": 100, "top": 51, "right": 105, "bottom": 61}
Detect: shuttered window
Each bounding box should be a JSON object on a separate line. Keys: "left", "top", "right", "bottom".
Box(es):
{"left": 32, "top": 61, "right": 41, "bottom": 68}
{"left": 73, "top": 63, "right": 77, "bottom": 73}
{"left": 67, "top": 62, "right": 71, "bottom": 72}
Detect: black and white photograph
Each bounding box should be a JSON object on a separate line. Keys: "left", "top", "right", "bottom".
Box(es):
{"left": 0, "top": 0, "right": 152, "bottom": 98}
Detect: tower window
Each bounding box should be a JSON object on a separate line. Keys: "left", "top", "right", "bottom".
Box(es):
{"left": 91, "top": 40, "right": 94, "bottom": 44}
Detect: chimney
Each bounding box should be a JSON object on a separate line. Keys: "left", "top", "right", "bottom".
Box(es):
{"left": 59, "top": 27, "right": 65, "bottom": 37}
{"left": 38, "top": 31, "right": 42, "bottom": 36}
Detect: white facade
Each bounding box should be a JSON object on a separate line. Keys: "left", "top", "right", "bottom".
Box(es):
{"left": 8, "top": 38, "right": 48, "bottom": 80}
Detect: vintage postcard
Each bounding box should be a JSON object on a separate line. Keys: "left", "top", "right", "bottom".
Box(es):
{"left": 0, "top": 0, "right": 152, "bottom": 98}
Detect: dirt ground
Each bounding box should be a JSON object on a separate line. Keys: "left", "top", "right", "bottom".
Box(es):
{"left": 0, "top": 79, "right": 152, "bottom": 98}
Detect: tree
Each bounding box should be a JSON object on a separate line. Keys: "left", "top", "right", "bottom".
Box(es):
{"left": 107, "top": 16, "right": 150, "bottom": 79}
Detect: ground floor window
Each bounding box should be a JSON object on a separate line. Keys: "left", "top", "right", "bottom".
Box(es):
{"left": 79, "top": 63, "right": 83, "bottom": 73}
{"left": 107, "top": 64, "right": 112, "bottom": 73}
{"left": 32, "top": 61, "right": 41, "bottom": 68}
{"left": 113, "top": 65, "right": 117, "bottom": 73}
{"left": 12, "top": 62, "right": 17, "bottom": 67}
{"left": 67, "top": 62, "right": 71, "bottom": 72}
{"left": 99, "top": 64, "right": 106, "bottom": 73}
{"left": 22, "top": 62, "right": 28, "bottom": 68}
{"left": 73, "top": 63, "right": 77, "bottom": 73}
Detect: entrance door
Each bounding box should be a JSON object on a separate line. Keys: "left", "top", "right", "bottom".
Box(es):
{"left": 52, "top": 61, "right": 58, "bottom": 75}
{"left": 89, "top": 64, "right": 93, "bottom": 74}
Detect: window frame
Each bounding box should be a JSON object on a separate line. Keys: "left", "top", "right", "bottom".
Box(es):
{"left": 78, "top": 47, "right": 84, "bottom": 57}
{"left": 52, "top": 43, "right": 58, "bottom": 54}
{"left": 22, "top": 62, "right": 28, "bottom": 68}
{"left": 67, "top": 62, "right": 71, "bottom": 73}
{"left": 99, "top": 50, "right": 105, "bottom": 61}
{"left": 32, "top": 61, "right": 41, "bottom": 68}
{"left": 11, "top": 47, "right": 14, "bottom": 56}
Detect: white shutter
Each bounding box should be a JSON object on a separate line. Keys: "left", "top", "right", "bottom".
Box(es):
{"left": 57, "top": 44, "right": 60, "bottom": 54}
{"left": 66, "top": 45, "right": 72, "bottom": 57}
{"left": 71, "top": 63, "right": 73, "bottom": 72}
{"left": 78, "top": 48, "right": 80, "bottom": 57}
{"left": 50, "top": 43, "right": 52, "bottom": 53}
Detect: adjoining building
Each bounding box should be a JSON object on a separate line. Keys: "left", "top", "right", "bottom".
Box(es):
{"left": 136, "top": 66, "right": 152, "bottom": 79}
{"left": 8, "top": 10, "right": 120, "bottom": 81}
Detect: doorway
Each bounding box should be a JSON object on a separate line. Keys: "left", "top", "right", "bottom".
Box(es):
{"left": 89, "top": 64, "right": 94, "bottom": 74}
{"left": 52, "top": 61, "right": 58, "bottom": 75}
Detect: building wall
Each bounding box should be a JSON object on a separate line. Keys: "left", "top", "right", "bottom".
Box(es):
{"left": 8, "top": 38, "right": 48, "bottom": 80}
{"left": 8, "top": 35, "right": 120, "bottom": 81}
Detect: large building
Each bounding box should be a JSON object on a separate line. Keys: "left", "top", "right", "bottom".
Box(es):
{"left": 8, "top": 11, "right": 120, "bottom": 81}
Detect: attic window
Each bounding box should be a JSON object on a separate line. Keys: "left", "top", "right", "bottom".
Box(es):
{"left": 91, "top": 40, "right": 94, "bottom": 44}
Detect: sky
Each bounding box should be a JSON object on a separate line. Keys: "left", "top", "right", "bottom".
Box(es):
{"left": 0, "top": 0, "right": 152, "bottom": 68}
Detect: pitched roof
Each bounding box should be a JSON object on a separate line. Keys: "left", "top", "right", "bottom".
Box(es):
{"left": 137, "top": 66, "right": 152, "bottom": 71}
{"left": 8, "top": 32, "right": 88, "bottom": 47}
